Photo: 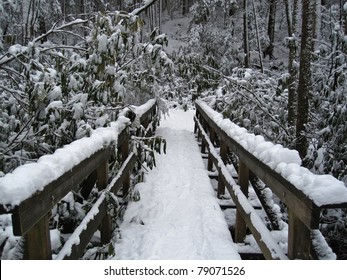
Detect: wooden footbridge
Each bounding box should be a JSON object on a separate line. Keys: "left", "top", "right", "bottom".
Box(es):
{"left": 1, "top": 99, "right": 347, "bottom": 260}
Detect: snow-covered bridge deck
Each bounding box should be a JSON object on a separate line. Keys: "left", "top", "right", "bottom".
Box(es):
{"left": 114, "top": 110, "right": 241, "bottom": 259}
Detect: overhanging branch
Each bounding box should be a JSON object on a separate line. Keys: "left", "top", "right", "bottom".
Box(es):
{"left": 131, "top": 0, "right": 159, "bottom": 16}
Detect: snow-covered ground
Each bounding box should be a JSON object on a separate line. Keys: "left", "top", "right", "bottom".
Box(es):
{"left": 113, "top": 109, "right": 241, "bottom": 259}
{"left": 161, "top": 14, "right": 189, "bottom": 54}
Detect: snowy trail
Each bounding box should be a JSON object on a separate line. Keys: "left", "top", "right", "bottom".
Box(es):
{"left": 113, "top": 109, "right": 241, "bottom": 260}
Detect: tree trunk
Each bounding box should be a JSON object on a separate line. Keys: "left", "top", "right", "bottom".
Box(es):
{"left": 95, "top": 0, "right": 106, "bottom": 13}
{"left": 24, "top": 0, "right": 34, "bottom": 44}
{"left": 267, "top": 0, "right": 277, "bottom": 59}
{"left": 295, "top": 0, "right": 315, "bottom": 160}
{"left": 285, "top": 0, "right": 299, "bottom": 126}
{"left": 315, "top": 0, "right": 321, "bottom": 44}
{"left": 251, "top": 0, "right": 264, "bottom": 72}
{"left": 118, "top": 0, "right": 124, "bottom": 10}
{"left": 159, "top": 0, "right": 162, "bottom": 33}
{"left": 311, "top": 0, "right": 318, "bottom": 51}
{"left": 243, "top": 0, "right": 250, "bottom": 68}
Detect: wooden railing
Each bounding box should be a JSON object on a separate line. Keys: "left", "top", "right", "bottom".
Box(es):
{"left": 0, "top": 99, "right": 157, "bottom": 259}
{"left": 194, "top": 100, "right": 347, "bottom": 260}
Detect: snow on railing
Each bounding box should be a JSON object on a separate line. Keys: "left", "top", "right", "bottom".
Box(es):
{"left": 0, "top": 99, "right": 157, "bottom": 259}
{"left": 195, "top": 100, "right": 347, "bottom": 260}
{"left": 0, "top": 117, "right": 129, "bottom": 207}
{"left": 197, "top": 100, "right": 347, "bottom": 207}
{"left": 134, "top": 98, "right": 157, "bottom": 119}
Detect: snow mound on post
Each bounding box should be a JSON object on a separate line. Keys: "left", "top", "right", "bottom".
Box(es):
{"left": 197, "top": 101, "right": 347, "bottom": 207}
{"left": 0, "top": 117, "right": 130, "bottom": 207}
{"left": 134, "top": 98, "right": 156, "bottom": 117}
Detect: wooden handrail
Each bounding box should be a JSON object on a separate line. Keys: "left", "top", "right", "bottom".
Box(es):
{"left": 56, "top": 153, "right": 136, "bottom": 260}
{"left": 195, "top": 100, "right": 347, "bottom": 259}
{"left": 195, "top": 116, "right": 287, "bottom": 260}
{"left": 0, "top": 99, "right": 157, "bottom": 259}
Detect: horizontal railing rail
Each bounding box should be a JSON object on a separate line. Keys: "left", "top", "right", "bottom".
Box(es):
{"left": 195, "top": 100, "right": 347, "bottom": 260}
{"left": 0, "top": 99, "right": 157, "bottom": 259}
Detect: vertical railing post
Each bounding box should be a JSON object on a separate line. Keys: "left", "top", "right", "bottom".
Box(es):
{"left": 235, "top": 160, "right": 249, "bottom": 242}
{"left": 121, "top": 133, "right": 130, "bottom": 199}
{"left": 288, "top": 208, "right": 320, "bottom": 259}
{"left": 194, "top": 108, "right": 199, "bottom": 134}
{"left": 97, "top": 159, "right": 111, "bottom": 244}
{"left": 24, "top": 212, "right": 52, "bottom": 259}
{"left": 207, "top": 128, "right": 216, "bottom": 171}
{"left": 143, "top": 116, "right": 149, "bottom": 131}
{"left": 217, "top": 141, "right": 228, "bottom": 198}
{"left": 200, "top": 119, "right": 207, "bottom": 154}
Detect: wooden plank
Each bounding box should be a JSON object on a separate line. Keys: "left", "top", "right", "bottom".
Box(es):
{"left": 12, "top": 147, "right": 112, "bottom": 236}
{"left": 139, "top": 100, "right": 156, "bottom": 124}
{"left": 120, "top": 138, "right": 130, "bottom": 199}
{"left": 201, "top": 138, "right": 206, "bottom": 154}
{"left": 97, "top": 160, "right": 112, "bottom": 244}
{"left": 221, "top": 162, "right": 286, "bottom": 259}
{"left": 78, "top": 170, "right": 97, "bottom": 202}
{"left": 142, "top": 116, "right": 149, "bottom": 130}
{"left": 220, "top": 204, "right": 262, "bottom": 210}
{"left": 217, "top": 141, "right": 227, "bottom": 198}
{"left": 144, "top": 121, "right": 154, "bottom": 137}
{"left": 235, "top": 161, "right": 249, "bottom": 243}
{"left": 61, "top": 199, "right": 108, "bottom": 260}
{"left": 117, "top": 129, "right": 128, "bottom": 148}
{"left": 249, "top": 175, "right": 281, "bottom": 230}
{"left": 195, "top": 103, "right": 318, "bottom": 228}
{"left": 287, "top": 208, "right": 320, "bottom": 259}
{"left": 108, "top": 154, "right": 136, "bottom": 196}
{"left": 226, "top": 154, "right": 282, "bottom": 230}
{"left": 59, "top": 153, "right": 136, "bottom": 260}
{"left": 239, "top": 252, "right": 265, "bottom": 260}
{"left": 207, "top": 129, "right": 216, "bottom": 171}
{"left": 24, "top": 212, "right": 52, "bottom": 260}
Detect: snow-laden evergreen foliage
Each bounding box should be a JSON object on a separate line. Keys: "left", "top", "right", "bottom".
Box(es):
{"left": 0, "top": 10, "right": 172, "bottom": 175}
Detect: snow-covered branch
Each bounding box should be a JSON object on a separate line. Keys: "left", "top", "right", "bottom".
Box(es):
{"left": 33, "top": 19, "right": 88, "bottom": 44}
{"left": 0, "top": 19, "right": 88, "bottom": 67}
{"left": 203, "top": 65, "right": 291, "bottom": 136}
{"left": 131, "top": 0, "right": 159, "bottom": 16}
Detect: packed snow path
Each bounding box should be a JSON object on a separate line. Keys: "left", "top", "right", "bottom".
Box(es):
{"left": 114, "top": 109, "right": 241, "bottom": 259}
